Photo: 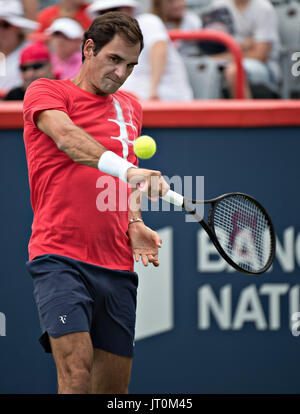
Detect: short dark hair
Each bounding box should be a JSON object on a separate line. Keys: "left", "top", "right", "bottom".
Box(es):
{"left": 81, "top": 12, "right": 144, "bottom": 62}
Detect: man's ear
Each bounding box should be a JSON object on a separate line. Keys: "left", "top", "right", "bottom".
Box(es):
{"left": 83, "top": 39, "right": 95, "bottom": 60}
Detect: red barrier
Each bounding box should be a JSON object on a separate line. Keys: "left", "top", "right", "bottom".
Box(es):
{"left": 1, "top": 100, "right": 300, "bottom": 128}
{"left": 0, "top": 102, "right": 24, "bottom": 128}
{"left": 141, "top": 100, "right": 300, "bottom": 127}
{"left": 168, "top": 29, "right": 245, "bottom": 99}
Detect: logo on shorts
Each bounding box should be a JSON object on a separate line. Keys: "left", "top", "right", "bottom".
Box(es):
{"left": 59, "top": 315, "right": 67, "bottom": 324}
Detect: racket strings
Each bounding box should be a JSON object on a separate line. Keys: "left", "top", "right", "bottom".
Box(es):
{"left": 212, "top": 196, "right": 272, "bottom": 272}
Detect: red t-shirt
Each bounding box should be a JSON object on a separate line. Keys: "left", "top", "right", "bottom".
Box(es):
{"left": 23, "top": 78, "right": 142, "bottom": 271}
{"left": 36, "top": 4, "right": 92, "bottom": 32}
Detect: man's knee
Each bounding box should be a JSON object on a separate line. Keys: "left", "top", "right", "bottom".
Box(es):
{"left": 56, "top": 350, "right": 93, "bottom": 393}
{"left": 58, "top": 364, "right": 92, "bottom": 393}
{"left": 50, "top": 332, "right": 94, "bottom": 393}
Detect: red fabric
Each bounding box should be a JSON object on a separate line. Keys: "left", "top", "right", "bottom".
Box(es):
{"left": 23, "top": 78, "right": 142, "bottom": 271}
{"left": 20, "top": 42, "right": 50, "bottom": 65}
{"left": 36, "top": 4, "right": 92, "bottom": 33}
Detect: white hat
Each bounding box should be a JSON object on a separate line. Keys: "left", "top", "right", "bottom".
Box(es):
{"left": 46, "top": 18, "right": 84, "bottom": 39}
{"left": 88, "top": 0, "right": 138, "bottom": 18}
{"left": 0, "top": 0, "right": 39, "bottom": 31}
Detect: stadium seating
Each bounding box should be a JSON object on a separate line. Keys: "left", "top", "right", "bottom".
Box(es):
{"left": 273, "top": 0, "right": 300, "bottom": 98}
{"left": 185, "top": 0, "right": 300, "bottom": 99}
{"left": 183, "top": 56, "right": 224, "bottom": 99}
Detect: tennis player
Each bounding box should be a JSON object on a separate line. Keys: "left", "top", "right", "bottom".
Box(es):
{"left": 23, "top": 12, "right": 169, "bottom": 394}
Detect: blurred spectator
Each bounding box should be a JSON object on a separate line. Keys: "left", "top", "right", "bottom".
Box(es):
{"left": 46, "top": 18, "right": 83, "bottom": 79}
{"left": 0, "top": 0, "right": 39, "bottom": 93}
{"left": 87, "top": 0, "right": 193, "bottom": 100}
{"left": 88, "top": 0, "right": 137, "bottom": 17}
{"left": 36, "top": 0, "right": 92, "bottom": 33}
{"left": 155, "top": 0, "right": 202, "bottom": 57}
{"left": 198, "top": 6, "right": 235, "bottom": 55}
{"left": 123, "top": 1, "right": 193, "bottom": 100}
{"left": 209, "top": 0, "right": 281, "bottom": 98}
{"left": 3, "top": 41, "right": 54, "bottom": 100}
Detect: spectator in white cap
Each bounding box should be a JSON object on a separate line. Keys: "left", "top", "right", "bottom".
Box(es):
{"left": 0, "top": 0, "right": 39, "bottom": 92}
{"left": 46, "top": 18, "right": 84, "bottom": 80}
{"left": 88, "top": 0, "right": 138, "bottom": 17}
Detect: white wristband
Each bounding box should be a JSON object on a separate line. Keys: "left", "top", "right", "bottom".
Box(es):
{"left": 98, "top": 151, "right": 137, "bottom": 182}
{"left": 161, "top": 190, "right": 184, "bottom": 207}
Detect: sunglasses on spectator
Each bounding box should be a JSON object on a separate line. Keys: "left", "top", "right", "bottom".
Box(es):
{"left": 0, "top": 21, "right": 13, "bottom": 29}
{"left": 20, "top": 61, "right": 48, "bottom": 72}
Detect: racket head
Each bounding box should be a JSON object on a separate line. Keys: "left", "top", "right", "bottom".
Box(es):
{"left": 206, "top": 193, "right": 276, "bottom": 275}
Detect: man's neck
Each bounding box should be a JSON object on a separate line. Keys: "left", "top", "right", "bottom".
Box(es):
{"left": 166, "top": 17, "right": 182, "bottom": 28}
{"left": 234, "top": 0, "right": 251, "bottom": 12}
{"left": 72, "top": 68, "right": 109, "bottom": 96}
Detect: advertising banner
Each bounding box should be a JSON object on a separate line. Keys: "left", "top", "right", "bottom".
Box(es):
{"left": 0, "top": 125, "right": 299, "bottom": 393}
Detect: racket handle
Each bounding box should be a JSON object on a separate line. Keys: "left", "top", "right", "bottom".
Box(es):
{"left": 161, "top": 190, "right": 184, "bottom": 207}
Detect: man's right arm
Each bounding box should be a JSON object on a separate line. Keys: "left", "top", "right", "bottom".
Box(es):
{"left": 149, "top": 40, "right": 167, "bottom": 100}
{"left": 36, "top": 109, "right": 170, "bottom": 197}
{"left": 37, "top": 109, "right": 106, "bottom": 169}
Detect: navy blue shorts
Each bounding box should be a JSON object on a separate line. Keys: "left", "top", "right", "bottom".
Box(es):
{"left": 26, "top": 254, "right": 138, "bottom": 357}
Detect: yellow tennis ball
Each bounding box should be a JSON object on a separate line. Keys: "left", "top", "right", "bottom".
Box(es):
{"left": 134, "top": 135, "right": 157, "bottom": 159}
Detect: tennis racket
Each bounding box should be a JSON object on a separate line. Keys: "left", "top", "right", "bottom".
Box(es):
{"left": 161, "top": 190, "right": 276, "bottom": 275}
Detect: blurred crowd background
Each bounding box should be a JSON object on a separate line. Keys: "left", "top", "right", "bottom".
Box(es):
{"left": 0, "top": 0, "right": 300, "bottom": 101}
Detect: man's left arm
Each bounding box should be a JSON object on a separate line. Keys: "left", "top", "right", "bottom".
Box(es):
{"left": 127, "top": 188, "right": 162, "bottom": 267}
{"left": 241, "top": 39, "right": 272, "bottom": 63}
{"left": 211, "top": 39, "right": 271, "bottom": 63}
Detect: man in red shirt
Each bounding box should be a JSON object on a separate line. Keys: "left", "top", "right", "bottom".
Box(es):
{"left": 23, "top": 12, "right": 169, "bottom": 394}
{"left": 36, "top": 0, "right": 92, "bottom": 33}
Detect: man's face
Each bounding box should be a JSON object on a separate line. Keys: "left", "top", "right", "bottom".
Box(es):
{"left": 20, "top": 61, "right": 53, "bottom": 89}
{"left": 162, "top": 0, "right": 185, "bottom": 20}
{"left": 0, "top": 20, "right": 22, "bottom": 52}
{"left": 83, "top": 34, "right": 140, "bottom": 95}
